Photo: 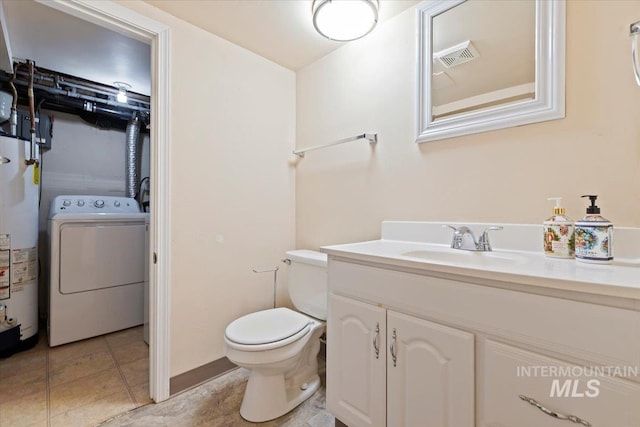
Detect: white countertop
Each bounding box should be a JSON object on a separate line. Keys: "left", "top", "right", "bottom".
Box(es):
{"left": 321, "top": 222, "right": 640, "bottom": 300}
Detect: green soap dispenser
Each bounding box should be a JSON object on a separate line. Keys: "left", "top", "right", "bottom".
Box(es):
{"left": 575, "top": 195, "right": 613, "bottom": 263}
{"left": 543, "top": 197, "right": 574, "bottom": 258}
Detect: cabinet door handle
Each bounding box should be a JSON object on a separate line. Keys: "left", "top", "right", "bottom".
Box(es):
{"left": 518, "top": 395, "right": 592, "bottom": 426}
{"left": 373, "top": 323, "right": 380, "bottom": 359}
{"left": 390, "top": 328, "right": 398, "bottom": 367}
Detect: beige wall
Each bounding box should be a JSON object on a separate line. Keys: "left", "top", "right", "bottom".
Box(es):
{"left": 296, "top": 1, "right": 640, "bottom": 250}
{"left": 115, "top": 0, "right": 640, "bottom": 378}
{"left": 119, "top": 1, "right": 296, "bottom": 377}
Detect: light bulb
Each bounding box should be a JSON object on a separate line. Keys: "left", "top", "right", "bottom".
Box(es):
{"left": 113, "top": 82, "right": 131, "bottom": 104}
{"left": 117, "top": 88, "right": 127, "bottom": 103}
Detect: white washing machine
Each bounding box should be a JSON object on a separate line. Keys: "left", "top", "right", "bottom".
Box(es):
{"left": 48, "top": 195, "right": 149, "bottom": 346}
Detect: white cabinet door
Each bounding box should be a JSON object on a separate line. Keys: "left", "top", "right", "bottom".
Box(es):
{"left": 387, "top": 310, "right": 475, "bottom": 427}
{"left": 327, "top": 294, "right": 386, "bottom": 427}
{"left": 479, "top": 340, "right": 640, "bottom": 427}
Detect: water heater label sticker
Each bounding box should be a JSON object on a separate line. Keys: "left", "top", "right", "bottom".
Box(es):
{"left": 0, "top": 249, "right": 9, "bottom": 300}
{"left": 12, "top": 247, "right": 36, "bottom": 264}
{"left": 0, "top": 234, "right": 9, "bottom": 251}
{"left": 11, "top": 247, "right": 36, "bottom": 289}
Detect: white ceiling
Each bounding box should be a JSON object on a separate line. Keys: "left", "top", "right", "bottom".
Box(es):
{"left": 143, "top": 0, "right": 420, "bottom": 70}
{"left": 0, "top": 0, "right": 537, "bottom": 112}
{"left": 0, "top": 0, "right": 418, "bottom": 96}
{"left": 1, "top": 0, "right": 151, "bottom": 95}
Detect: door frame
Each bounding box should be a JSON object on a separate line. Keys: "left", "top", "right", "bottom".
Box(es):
{"left": 36, "top": 0, "right": 172, "bottom": 401}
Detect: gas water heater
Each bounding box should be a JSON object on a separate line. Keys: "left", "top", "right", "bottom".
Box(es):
{"left": 0, "top": 134, "right": 39, "bottom": 355}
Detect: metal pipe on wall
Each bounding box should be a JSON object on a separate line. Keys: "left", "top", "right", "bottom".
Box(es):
{"left": 15, "top": 70, "right": 151, "bottom": 106}
{"left": 8, "top": 62, "right": 18, "bottom": 136}
{"left": 6, "top": 79, "right": 151, "bottom": 114}
{"left": 25, "top": 61, "right": 37, "bottom": 166}
{"left": 36, "top": 95, "right": 132, "bottom": 121}
{"left": 0, "top": 67, "right": 151, "bottom": 116}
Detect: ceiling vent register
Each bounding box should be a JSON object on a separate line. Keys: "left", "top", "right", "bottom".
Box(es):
{"left": 434, "top": 40, "right": 480, "bottom": 68}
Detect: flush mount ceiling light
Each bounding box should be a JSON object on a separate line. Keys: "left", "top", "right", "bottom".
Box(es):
{"left": 312, "top": 0, "right": 379, "bottom": 42}
{"left": 113, "top": 82, "right": 131, "bottom": 103}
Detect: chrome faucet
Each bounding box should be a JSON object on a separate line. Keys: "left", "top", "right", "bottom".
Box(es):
{"left": 443, "top": 225, "right": 503, "bottom": 251}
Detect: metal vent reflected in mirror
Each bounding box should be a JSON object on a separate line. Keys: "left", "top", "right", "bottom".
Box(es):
{"left": 434, "top": 40, "right": 480, "bottom": 68}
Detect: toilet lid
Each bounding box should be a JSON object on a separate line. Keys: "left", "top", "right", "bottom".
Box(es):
{"left": 225, "top": 307, "right": 311, "bottom": 345}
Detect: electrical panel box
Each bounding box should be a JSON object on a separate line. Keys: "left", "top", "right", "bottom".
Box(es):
{"left": 18, "top": 109, "right": 53, "bottom": 150}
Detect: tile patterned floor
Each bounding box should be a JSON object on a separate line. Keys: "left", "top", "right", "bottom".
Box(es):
{"left": 100, "top": 357, "right": 332, "bottom": 427}
{"left": 1, "top": 327, "right": 331, "bottom": 427}
{"left": 0, "top": 326, "right": 150, "bottom": 427}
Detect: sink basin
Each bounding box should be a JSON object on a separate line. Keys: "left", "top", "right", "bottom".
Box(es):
{"left": 401, "top": 248, "right": 528, "bottom": 267}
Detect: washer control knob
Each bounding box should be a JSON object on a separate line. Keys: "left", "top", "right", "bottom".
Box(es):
{"left": 77, "top": 200, "right": 85, "bottom": 207}
{"left": 94, "top": 200, "right": 105, "bottom": 208}
{"left": 114, "top": 201, "right": 121, "bottom": 207}
{"left": 62, "top": 200, "right": 71, "bottom": 207}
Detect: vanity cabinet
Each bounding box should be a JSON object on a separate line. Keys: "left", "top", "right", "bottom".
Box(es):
{"left": 327, "top": 294, "right": 385, "bottom": 427}
{"left": 326, "top": 258, "right": 640, "bottom": 427}
{"left": 480, "top": 339, "right": 640, "bottom": 427}
{"left": 327, "top": 293, "right": 474, "bottom": 427}
{"left": 386, "top": 310, "right": 474, "bottom": 427}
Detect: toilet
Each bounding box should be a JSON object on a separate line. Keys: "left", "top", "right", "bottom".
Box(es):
{"left": 224, "top": 250, "right": 327, "bottom": 422}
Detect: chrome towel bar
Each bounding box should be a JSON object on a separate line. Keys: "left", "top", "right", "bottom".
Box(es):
{"left": 293, "top": 133, "right": 377, "bottom": 158}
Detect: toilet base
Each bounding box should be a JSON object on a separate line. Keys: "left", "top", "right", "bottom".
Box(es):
{"left": 236, "top": 322, "right": 325, "bottom": 422}
{"left": 240, "top": 372, "right": 321, "bottom": 422}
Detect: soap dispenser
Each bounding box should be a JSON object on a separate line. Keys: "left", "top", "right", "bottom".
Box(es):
{"left": 575, "top": 195, "right": 613, "bottom": 263}
{"left": 543, "top": 197, "right": 574, "bottom": 258}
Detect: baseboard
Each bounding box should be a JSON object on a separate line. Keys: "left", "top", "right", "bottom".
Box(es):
{"left": 169, "top": 356, "right": 237, "bottom": 396}
{"left": 170, "top": 339, "right": 324, "bottom": 396}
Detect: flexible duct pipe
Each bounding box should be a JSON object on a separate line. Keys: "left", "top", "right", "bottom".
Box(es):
{"left": 125, "top": 115, "right": 141, "bottom": 199}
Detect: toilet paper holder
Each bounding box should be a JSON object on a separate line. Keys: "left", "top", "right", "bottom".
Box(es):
{"left": 252, "top": 266, "right": 279, "bottom": 309}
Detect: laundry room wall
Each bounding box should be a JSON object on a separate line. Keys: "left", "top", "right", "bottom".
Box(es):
{"left": 37, "top": 110, "right": 150, "bottom": 318}
{"left": 38, "top": 110, "right": 150, "bottom": 230}
{"left": 117, "top": 1, "right": 297, "bottom": 378}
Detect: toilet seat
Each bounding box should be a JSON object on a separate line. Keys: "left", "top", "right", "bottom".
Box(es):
{"left": 225, "top": 307, "right": 311, "bottom": 351}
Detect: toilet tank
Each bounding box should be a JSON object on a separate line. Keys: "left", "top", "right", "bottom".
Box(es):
{"left": 286, "top": 250, "right": 328, "bottom": 320}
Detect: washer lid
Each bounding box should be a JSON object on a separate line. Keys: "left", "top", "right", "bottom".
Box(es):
{"left": 225, "top": 307, "right": 310, "bottom": 345}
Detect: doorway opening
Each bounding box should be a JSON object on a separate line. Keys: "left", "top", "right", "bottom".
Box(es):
{"left": 0, "top": 1, "right": 170, "bottom": 424}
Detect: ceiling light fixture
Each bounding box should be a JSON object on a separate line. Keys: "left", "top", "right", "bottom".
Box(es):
{"left": 312, "top": 0, "right": 379, "bottom": 42}
{"left": 114, "top": 82, "right": 131, "bottom": 103}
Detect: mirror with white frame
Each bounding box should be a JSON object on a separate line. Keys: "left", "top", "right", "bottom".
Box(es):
{"left": 416, "top": 0, "right": 565, "bottom": 143}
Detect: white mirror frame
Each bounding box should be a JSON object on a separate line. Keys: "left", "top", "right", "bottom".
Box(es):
{"left": 416, "top": 0, "right": 565, "bottom": 143}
